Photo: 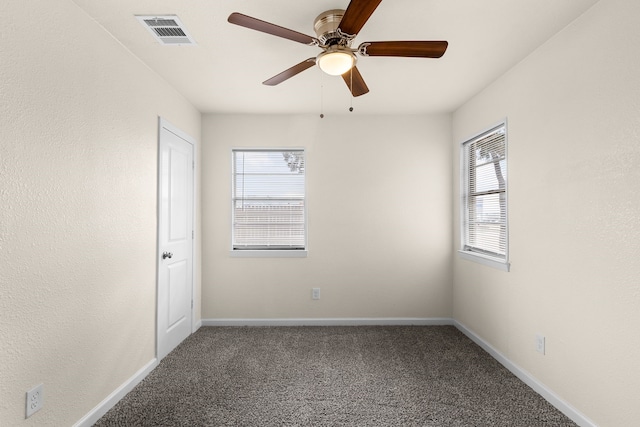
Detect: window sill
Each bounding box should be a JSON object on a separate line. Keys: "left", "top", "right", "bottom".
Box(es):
{"left": 230, "top": 250, "right": 308, "bottom": 258}
{"left": 458, "top": 250, "right": 510, "bottom": 272}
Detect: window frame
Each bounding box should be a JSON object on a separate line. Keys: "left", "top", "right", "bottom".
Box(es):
{"left": 230, "top": 148, "right": 308, "bottom": 258}
{"left": 459, "top": 120, "right": 510, "bottom": 271}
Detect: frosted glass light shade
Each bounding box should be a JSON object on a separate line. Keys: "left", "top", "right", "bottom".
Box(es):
{"left": 317, "top": 50, "right": 356, "bottom": 76}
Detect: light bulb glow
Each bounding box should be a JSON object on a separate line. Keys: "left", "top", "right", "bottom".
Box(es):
{"left": 317, "top": 50, "right": 355, "bottom": 76}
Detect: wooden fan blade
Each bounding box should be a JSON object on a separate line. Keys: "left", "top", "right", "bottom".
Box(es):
{"left": 359, "top": 41, "right": 448, "bottom": 58}
{"left": 228, "top": 13, "right": 317, "bottom": 45}
{"left": 263, "top": 58, "right": 316, "bottom": 86}
{"left": 338, "top": 0, "right": 382, "bottom": 36}
{"left": 341, "top": 66, "right": 369, "bottom": 97}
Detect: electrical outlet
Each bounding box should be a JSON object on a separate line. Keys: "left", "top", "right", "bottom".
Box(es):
{"left": 535, "top": 334, "right": 546, "bottom": 355}
{"left": 311, "top": 288, "right": 320, "bottom": 300}
{"left": 26, "top": 384, "right": 44, "bottom": 418}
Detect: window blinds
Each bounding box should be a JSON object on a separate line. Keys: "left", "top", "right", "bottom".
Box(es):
{"left": 232, "top": 150, "right": 305, "bottom": 250}
{"left": 463, "top": 125, "right": 507, "bottom": 258}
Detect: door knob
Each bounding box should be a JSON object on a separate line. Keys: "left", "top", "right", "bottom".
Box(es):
{"left": 162, "top": 252, "right": 173, "bottom": 259}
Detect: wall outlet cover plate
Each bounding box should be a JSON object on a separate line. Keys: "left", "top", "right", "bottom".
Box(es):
{"left": 26, "top": 383, "right": 44, "bottom": 418}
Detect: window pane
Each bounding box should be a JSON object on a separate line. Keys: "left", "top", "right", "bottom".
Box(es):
{"left": 234, "top": 201, "right": 305, "bottom": 247}
{"left": 473, "top": 129, "right": 505, "bottom": 166}
{"left": 472, "top": 162, "right": 505, "bottom": 193}
{"left": 471, "top": 193, "right": 504, "bottom": 223}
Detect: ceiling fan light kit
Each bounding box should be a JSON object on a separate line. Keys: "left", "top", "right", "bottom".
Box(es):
{"left": 228, "top": 0, "right": 448, "bottom": 97}
{"left": 317, "top": 47, "right": 356, "bottom": 76}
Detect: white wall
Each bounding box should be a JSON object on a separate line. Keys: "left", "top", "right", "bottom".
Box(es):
{"left": 452, "top": 0, "right": 640, "bottom": 425}
{"left": 0, "top": 0, "right": 201, "bottom": 425}
{"left": 202, "top": 114, "right": 452, "bottom": 320}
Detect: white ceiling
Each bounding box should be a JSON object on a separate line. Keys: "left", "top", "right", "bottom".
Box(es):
{"left": 71, "top": 0, "right": 599, "bottom": 115}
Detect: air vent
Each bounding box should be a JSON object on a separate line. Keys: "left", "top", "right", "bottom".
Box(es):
{"left": 136, "top": 15, "right": 196, "bottom": 45}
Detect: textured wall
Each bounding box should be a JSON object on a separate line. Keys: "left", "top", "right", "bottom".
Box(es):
{"left": 0, "top": 0, "right": 200, "bottom": 425}
{"left": 202, "top": 114, "right": 453, "bottom": 320}
{"left": 451, "top": 0, "right": 640, "bottom": 425}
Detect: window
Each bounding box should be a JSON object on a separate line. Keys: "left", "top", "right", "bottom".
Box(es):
{"left": 460, "top": 122, "right": 509, "bottom": 271}
{"left": 231, "top": 149, "right": 306, "bottom": 256}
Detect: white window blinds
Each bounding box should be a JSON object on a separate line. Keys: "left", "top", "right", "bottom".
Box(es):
{"left": 462, "top": 124, "right": 507, "bottom": 260}
{"left": 232, "top": 150, "right": 306, "bottom": 250}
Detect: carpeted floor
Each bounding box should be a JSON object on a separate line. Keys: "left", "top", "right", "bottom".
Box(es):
{"left": 94, "top": 326, "right": 577, "bottom": 426}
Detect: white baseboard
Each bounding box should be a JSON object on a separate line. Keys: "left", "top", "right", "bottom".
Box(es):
{"left": 73, "top": 358, "right": 158, "bottom": 427}
{"left": 201, "top": 317, "right": 454, "bottom": 327}
{"left": 453, "top": 320, "right": 597, "bottom": 427}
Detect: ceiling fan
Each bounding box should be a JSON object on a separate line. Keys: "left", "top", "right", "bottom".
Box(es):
{"left": 228, "top": 0, "right": 448, "bottom": 97}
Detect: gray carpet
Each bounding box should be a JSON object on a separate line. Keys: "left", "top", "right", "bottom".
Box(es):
{"left": 94, "top": 326, "right": 576, "bottom": 426}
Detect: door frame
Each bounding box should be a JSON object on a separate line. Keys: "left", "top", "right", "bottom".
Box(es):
{"left": 156, "top": 117, "right": 197, "bottom": 360}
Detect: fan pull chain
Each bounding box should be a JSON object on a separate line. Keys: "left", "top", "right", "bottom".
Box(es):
{"left": 349, "top": 69, "right": 354, "bottom": 112}
{"left": 320, "top": 71, "right": 325, "bottom": 119}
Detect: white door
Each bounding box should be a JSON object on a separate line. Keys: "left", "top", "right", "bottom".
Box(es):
{"left": 157, "top": 119, "right": 194, "bottom": 360}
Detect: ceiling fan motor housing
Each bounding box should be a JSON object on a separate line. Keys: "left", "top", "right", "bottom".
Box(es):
{"left": 314, "top": 9, "right": 349, "bottom": 46}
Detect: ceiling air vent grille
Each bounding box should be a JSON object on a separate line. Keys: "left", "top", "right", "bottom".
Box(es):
{"left": 136, "top": 15, "right": 196, "bottom": 45}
